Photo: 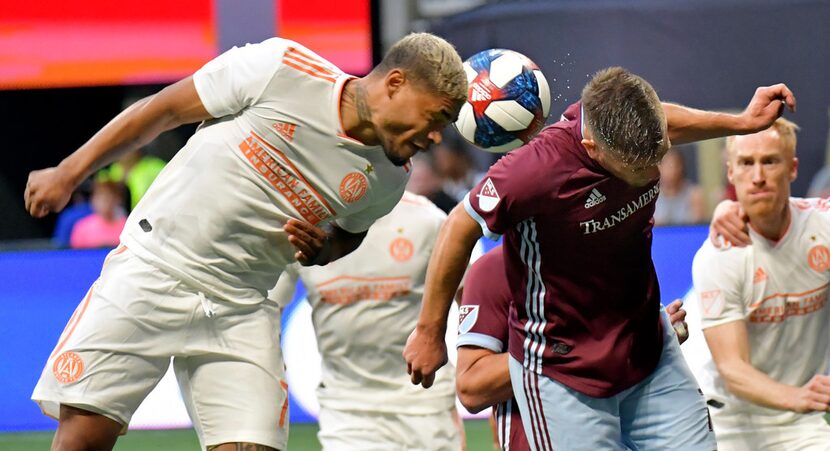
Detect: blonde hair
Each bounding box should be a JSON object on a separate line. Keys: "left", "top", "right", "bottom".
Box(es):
{"left": 374, "top": 33, "right": 467, "bottom": 104}
{"left": 581, "top": 67, "right": 666, "bottom": 166}
{"left": 726, "top": 117, "right": 800, "bottom": 158}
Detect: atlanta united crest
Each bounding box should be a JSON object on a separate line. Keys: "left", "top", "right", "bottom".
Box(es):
{"left": 53, "top": 351, "right": 84, "bottom": 384}
{"left": 476, "top": 178, "right": 500, "bottom": 212}
{"left": 458, "top": 305, "right": 480, "bottom": 334}
{"left": 339, "top": 172, "right": 368, "bottom": 204}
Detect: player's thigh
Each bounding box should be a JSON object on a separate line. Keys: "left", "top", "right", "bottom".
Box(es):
{"left": 508, "top": 356, "right": 623, "bottom": 451}
{"left": 317, "top": 408, "right": 391, "bottom": 451}
{"left": 174, "top": 301, "right": 286, "bottom": 450}
{"left": 401, "top": 408, "right": 464, "bottom": 451}
{"left": 620, "top": 312, "right": 716, "bottom": 451}
{"left": 318, "top": 407, "right": 462, "bottom": 451}
{"left": 763, "top": 414, "right": 830, "bottom": 451}
{"left": 32, "top": 246, "right": 182, "bottom": 426}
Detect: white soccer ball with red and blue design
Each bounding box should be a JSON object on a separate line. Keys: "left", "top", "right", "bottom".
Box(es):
{"left": 455, "top": 48, "right": 551, "bottom": 153}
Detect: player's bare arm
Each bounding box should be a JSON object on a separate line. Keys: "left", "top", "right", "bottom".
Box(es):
{"left": 663, "top": 84, "right": 796, "bottom": 145}
{"left": 24, "top": 77, "right": 212, "bottom": 218}
{"left": 285, "top": 219, "right": 367, "bottom": 266}
{"left": 704, "top": 320, "right": 830, "bottom": 413}
{"left": 208, "top": 443, "right": 276, "bottom": 451}
{"left": 404, "top": 204, "right": 482, "bottom": 388}
{"left": 456, "top": 347, "right": 511, "bottom": 413}
{"left": 708, "top": 199, "right": 751, "bottom": 247}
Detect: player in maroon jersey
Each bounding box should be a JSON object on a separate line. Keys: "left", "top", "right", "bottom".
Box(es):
{"left": 405, "top": 67, "right": 795, "bottom": 450}
{"left": 456, "top": 245, "right": 690, "bottom": 451}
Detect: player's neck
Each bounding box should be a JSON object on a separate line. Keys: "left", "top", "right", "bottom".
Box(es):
{"left": 749, "top": 205, "right": 791, "bottom": 242}
{"left": 340, "top": 78, "right": 380, "bottom": 146}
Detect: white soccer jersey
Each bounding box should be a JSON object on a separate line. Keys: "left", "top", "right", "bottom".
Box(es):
{"left": 120, "top": 38, "right": 408, "bottom": 305}
{"left": 270, "top": 192, "right": 456, "bottom": 414}
{"left": 692, "top": 198, "right": 830, "bottom": 424}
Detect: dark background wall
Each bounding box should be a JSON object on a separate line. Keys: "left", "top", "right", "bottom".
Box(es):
{"left": 430, "top": 0, "right": 830, "bottom": 195}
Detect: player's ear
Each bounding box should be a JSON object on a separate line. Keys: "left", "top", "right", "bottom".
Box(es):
{"left": 790, "top": 157, "right": 799, "bottom": 182}
{"left": 726, "top": 161, "right": 735, "bottom": 184}
{"left": 385, "top": 69, "right": 406, "bottom": 97}
{"left": 582, "top": 137, "right": 599, "bottom": 160}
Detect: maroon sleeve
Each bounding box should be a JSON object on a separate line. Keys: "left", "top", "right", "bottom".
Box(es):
{"left": 463, "top": 102, "right": 579, "bottom": 238}
{"left": 457, "top": 247, "right": 510, "bottom": 352}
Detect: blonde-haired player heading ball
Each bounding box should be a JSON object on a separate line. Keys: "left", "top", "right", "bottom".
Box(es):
{"left": 25, "top": 33, "right": 466, "bottom": 451}
{"left": 271, "top": 191, "right": 463, "bottom": 451}
{"left": 692, "top": 118, "right": 830, "bottom": 450}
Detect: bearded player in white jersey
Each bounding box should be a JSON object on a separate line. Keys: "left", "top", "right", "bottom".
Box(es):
{"left": 692, "top": 118, "right": 830, "bottom": 450}
{"left": 271, "top": 191, "right": 463, "bottom": 450}
{"left": 24, "top": 33, "right": 466, "bottom": 451}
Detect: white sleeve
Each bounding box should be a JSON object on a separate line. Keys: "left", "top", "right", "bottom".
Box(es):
{"left": 335, "top": 181, "right": 407, "bottom": 234}
{"left": 268, "top": 263, "right": 301, "bottom": 308}
{"left": 691, "top": 244, "right": 748, "bottom": 329}
{"left": 193, "top": 38, "right": 290, "bottom": 118}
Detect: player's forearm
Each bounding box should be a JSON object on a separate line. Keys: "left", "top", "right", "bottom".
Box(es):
{"left": 663, "top": 103, "right": 748, "bottom": 145}
{"left": 59, "top": 78, "right": 209, "bottom": 187}
{"left": 457, "top": 352, "right": 512, "bottom": 413}
{"left": 717, "top": 360, "right": 801, "bottom": 411}
{"left": 417, "top": 205, "right": 482, "bottom": 330}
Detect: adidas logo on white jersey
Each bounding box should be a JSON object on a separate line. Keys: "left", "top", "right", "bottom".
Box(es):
{"left": 584, "top": 188, "right": 606, "bottom": 209}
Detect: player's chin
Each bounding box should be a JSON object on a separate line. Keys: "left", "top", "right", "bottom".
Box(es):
{"left": 383, "top": 147, "right": 411, "bottom": 167}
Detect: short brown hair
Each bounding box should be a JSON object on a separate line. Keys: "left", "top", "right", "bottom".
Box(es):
{"left": 582, "top": 67, "right": 665, "bottom": 165}
{"left": 374, "top": 33, "right": 467, "bottom": 105}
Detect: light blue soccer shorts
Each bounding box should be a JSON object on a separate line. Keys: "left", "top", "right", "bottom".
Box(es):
{"left": 509, "top": 310, "right": 717, "bottom": 451}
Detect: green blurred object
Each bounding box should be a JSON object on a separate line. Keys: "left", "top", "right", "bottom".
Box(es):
{"left": 96, "top": 155, "right": 166, "bottom": 210}
{"left": 0, "top": 419, "right": 497, "bottom": 450}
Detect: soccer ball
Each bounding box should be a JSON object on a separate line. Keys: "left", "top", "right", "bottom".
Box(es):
{"left": 455, "top": 49, "right": 551, "bottom": 153}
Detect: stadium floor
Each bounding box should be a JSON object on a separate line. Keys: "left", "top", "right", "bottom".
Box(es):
{"left": 0, "top": 419, "right": 496, "bottom": 450}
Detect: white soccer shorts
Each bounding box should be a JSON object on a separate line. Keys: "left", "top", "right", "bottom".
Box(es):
{"left": 710, "top": 408, "right": 830, "bottom": 450}
{"left": 316, "top": 406, "right": 464, "bottom": 451}
{"left": 31, "top": 245, "right": 289, "bottom": 450}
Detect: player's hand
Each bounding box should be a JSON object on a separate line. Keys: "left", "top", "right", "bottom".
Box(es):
{"left": 285, "top": 219, "right": 330, "bottom": 266}
{"left": 791, "top": 375, "right": 830, "bottom": 413}
{"left": 739, "top": 84, "right": 796, "bottom": 134}
{"left": 666, "top": 299, "right": 689, "bottom": 345}
{"left": 403, "top": 324, "right": 448, "bottom": 389}
{"left": 24, "top": 167, "right": 77, "bottom": 218}
{"left": 709, "top": 200, "right": 751, "bottom": 248}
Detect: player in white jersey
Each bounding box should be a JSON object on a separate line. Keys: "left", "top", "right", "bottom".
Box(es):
{"left": 270, "top": 191, "right": 462, "bottom": 450}
{"left": 691, "top": 118, "right": 830, "bottom": 451}
{"left": 24, "top": 33, "right": 467, "bottom": 451}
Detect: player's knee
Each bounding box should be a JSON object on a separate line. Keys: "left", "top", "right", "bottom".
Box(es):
{"left": 52, "top": 431, "right": 117, "bottom": 451}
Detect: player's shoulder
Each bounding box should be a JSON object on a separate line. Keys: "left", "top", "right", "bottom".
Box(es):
{"left": 392, "top": 191, "right": 447, "bottom": 223}
{"left": 692, "top": 235, "right": 749, "bottom": 278}
{"left": 791, "top": 197, "right": 830, "bottom": 219}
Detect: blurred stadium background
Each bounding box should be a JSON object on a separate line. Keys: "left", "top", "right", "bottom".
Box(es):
{"left": 2, "top": 0, "right": 829, "bottom": 449}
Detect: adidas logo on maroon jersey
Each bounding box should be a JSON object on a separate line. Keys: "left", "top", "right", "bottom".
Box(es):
{"left": 584, "top": 188, "right": 606, "bottom": 208}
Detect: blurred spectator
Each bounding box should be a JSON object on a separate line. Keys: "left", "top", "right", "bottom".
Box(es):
{"left": 654, "top": 148, "right": 706, "bottom": 225}
{"left": 807, "top": 166, "right": 830, "bottom": 198}
{"left": 433, "top": 138, "right": 483, "bottom": 202}
{"left": 51, "top": 180, "right": 93, "bottom": 248}
{"left": 407, "top": 155, "right": 458, "bottom": 213}
{"left": 69, "top": 179, "right": 127, "bottom": 249}
{"left": 103, "top": 148, "right": 166, "bottom": 211}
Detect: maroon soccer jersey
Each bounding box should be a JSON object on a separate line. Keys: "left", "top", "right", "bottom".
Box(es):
{"left": 458, "top": 247, "right": 530, "bottom": 451}
{"left": 463, "top": 102, "right": 664, "bottom": 398}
